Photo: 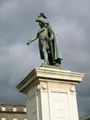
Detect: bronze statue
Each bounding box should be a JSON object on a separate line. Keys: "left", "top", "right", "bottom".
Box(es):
{"left": 27, "top": 13, "right": 62, "bottom": 66}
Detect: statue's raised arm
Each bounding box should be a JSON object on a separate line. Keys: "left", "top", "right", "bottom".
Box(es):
{"left": 27, "top": 13, "right": 62, "bottom": 67}
{"left": 27, "top": 37, "right": 38, "bottom": 45}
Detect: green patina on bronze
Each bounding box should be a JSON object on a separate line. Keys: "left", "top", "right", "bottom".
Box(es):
{"left": 27, "top": 13, "right": 62, "bottom": 67}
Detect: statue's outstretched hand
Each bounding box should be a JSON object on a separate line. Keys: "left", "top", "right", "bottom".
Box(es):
{"left": 27, "top": 40, "right": 31, "bottom": 45}
{"left": 27, "top": 42, "right": 29, "bottom": 45}
{"left": 27, "top": 37, "right": 38, "bottom": 45}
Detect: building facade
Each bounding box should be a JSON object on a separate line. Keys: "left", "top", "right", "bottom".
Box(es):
{"left": 0, "top": 104, "right": 27, "bottom": 120}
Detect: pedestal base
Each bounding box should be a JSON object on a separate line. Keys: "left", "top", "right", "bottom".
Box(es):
{"left": 17, "top": 67, "right": 84, "bottom": 120}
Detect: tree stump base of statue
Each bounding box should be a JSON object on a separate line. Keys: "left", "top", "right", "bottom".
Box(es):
{"left": 17, "top": 67, "right": 84, "bottom": 120}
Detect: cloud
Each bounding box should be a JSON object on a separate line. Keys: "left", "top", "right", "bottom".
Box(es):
{"left": 0, "top": 0, "right": 90, "bottom": 117}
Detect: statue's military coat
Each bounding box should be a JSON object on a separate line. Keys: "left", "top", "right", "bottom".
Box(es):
{"left": 37, "top": 25, "right": 62, "bottom": 65}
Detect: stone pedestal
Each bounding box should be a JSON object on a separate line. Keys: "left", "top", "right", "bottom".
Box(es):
{"left": 17, "top": 67, "right": 84, "bottom": 120}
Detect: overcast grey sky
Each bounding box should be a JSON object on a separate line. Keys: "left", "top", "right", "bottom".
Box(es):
{"left": 0, "top": 0, "right": 90, "bottom": 117}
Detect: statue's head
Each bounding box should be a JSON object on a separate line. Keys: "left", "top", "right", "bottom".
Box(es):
{"left": 36, "top": 13, "right": 50, "bottom": 26}
{"left": 35, "top": 15, "right": 46, "bottom": 24}
{"left": 39, "top": 13, "right": 47, "bottom": 18}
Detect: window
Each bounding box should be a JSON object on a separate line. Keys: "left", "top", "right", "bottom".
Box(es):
{"left": 13, "top": 107, "right": 17, "bottom": 112}
{"left": 23, "top": 108, "right": 26, "bottom": 112}
{"left": 1, "top": 118, "right": 6, "bottom": 120}
{"left": 13, "top": 118, "right": 17, "bottom": 120}
{"left": 1, "top": 107, "right": 6, "bottom": 111}
{"left": 24, "top": 118, "right": 27, "bottom": 120}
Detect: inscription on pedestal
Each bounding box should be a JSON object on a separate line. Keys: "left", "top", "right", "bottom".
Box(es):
{"left": 50, "top": 92, "right": 69, "bottom": 120}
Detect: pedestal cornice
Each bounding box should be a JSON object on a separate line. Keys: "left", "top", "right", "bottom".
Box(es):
{"left": 17, "top": 67, "right": 85, "bottom": 93}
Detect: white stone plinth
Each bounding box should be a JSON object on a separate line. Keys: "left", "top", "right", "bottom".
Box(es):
{"left": 17, "top": 67, "right": 84, "bottom": 120}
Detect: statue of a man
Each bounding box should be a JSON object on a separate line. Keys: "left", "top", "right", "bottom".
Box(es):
{"left": 27, "top": 13, "right": 62, "bottom": 66}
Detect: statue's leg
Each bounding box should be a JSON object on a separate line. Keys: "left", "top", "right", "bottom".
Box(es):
{"left": 42, "top": 41, "right": 49, "bottom": 66}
